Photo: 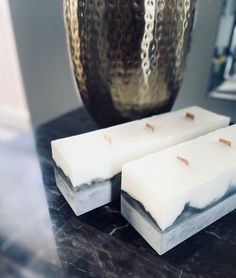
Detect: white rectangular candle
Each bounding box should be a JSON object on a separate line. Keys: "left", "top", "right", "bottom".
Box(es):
{"left": 51, "top": 106, "right": 230, "bottom": 215}
{"left": 121, "top": 124, "right": 236, "bottom": 255}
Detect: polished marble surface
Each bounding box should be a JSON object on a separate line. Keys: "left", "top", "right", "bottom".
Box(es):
{"left": 1, "top": 107, "right": 236, "bottom": 277}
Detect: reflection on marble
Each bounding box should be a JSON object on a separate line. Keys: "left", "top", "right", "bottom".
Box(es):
{"left": 0, "top": 133, "right": 60, "bottom": 277}
{"left": 1, "top": 107, "right": 236, "bottom": 277}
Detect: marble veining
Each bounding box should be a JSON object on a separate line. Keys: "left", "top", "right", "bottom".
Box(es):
{"left": 1, "top": 107, "right": 236, "bottom": 277}
{"left": 53, "top": 161, "right": 121, "bottom": 194}
{"left": 121, "top": 124, "right": 236, "bottom": 231}
{"left": 54, "top": 161, "right": 121, "bottom": 215}
{"left": 122, "top": 184, "right": 236, "bottom": 233}
{"left": 35, "top": 108, "right": 236, "bottom": 276}
{"left": 122, "top": 187, "right": 236, "bottom": 231}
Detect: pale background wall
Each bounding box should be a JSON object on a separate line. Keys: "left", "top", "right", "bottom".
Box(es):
{"left": 7, "top": 0, "right": 236, "bottom": 126}
{"left": 0, "top": 0, "right": 30, "bottom": 130}
{"left": 8, "top": 0, "right": 81, "bottom": 127}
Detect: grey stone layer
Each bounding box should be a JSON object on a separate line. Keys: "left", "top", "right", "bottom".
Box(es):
{"left": 54, "top": 163, "right": 120, "bottom": 215}
{"left": 121, "top": 190, "right": 236, "bottom": 255}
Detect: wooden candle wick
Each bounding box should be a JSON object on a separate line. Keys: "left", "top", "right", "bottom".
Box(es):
{"left": 185, "top": 112, "right": 195, "bottom": 120}
{"left": 218, "top": 138, "right": 231, "bottom": 147}
{"left": 176, "top": 155, "right": 189, "bottom": 166}
{"left": 103, "top": 133, "right": 112, "bottom": 144}
{"left": 145, "top": 122, "right": 155, "bottom": 132}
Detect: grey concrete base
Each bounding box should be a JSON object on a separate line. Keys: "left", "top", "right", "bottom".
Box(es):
{"left": 54, "top": 164, "right": 121, "bottom": 216}
{"left": 121, "top": 191, "right": 236, "bottom": 255}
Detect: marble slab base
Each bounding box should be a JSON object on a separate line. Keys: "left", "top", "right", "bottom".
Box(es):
{"left": 121, "top": 190, "right": 236, "bottom": 255}
{"left": 54, "top": 163, "right": 121, "bottom": 216}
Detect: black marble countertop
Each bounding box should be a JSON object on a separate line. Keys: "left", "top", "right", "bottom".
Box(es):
{"left": 1, "top": 107, "right": 236, "bottom": 278}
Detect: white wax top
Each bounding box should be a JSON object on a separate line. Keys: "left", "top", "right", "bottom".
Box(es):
{"left": 122, "top": 125, "right": 236, "bottom": 231}
{"left": 51, "top": 106, "right": 230, "bottom": 187}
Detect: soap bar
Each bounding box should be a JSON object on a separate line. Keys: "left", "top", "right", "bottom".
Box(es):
{"left": 51, "top": 106, "right": 230, "bottom": 216}
{"left": 121, "top": 124, "right": 236, "bottom": 255}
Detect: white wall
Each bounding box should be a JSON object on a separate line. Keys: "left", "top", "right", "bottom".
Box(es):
{"left": 0, "top": 0, "right": 30, "bottom": 130}
{"left": 8, "top": 0, "right": 81, "bottom": 127}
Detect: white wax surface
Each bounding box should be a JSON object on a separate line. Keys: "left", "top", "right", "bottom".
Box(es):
{"left": 51, "top": 106, "right": 230, "bottom": 187}
{"left": 122, "top": 125, "right": 236, "bottom": 231}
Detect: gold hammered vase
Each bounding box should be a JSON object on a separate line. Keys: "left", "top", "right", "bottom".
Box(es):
{"left": 64, "top": 0, "right": 196, "bottom": 127}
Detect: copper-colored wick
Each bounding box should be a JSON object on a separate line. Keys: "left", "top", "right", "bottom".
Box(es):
{"left": 103, "top": 133, "right": 112, "bottom": 144}
{"left": 176, "top": 155, "right": 189, "bottom": 166}
{"left": 185, "top": 112, "right": 195, "bottom": 120}
{"left": 218, "top": 138, "right": 231, "bottom": 147}
{"left": 145, "top": 122, "right": 155, "bottom": 132}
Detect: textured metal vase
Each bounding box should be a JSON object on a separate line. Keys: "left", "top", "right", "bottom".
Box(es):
{"left": 64, "top": 0, "right": 196, "bottom": 127}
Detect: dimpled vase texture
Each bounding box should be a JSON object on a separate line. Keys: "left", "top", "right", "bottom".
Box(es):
{"left": 64, "top": 0, "right": 196, "bottom": 127}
